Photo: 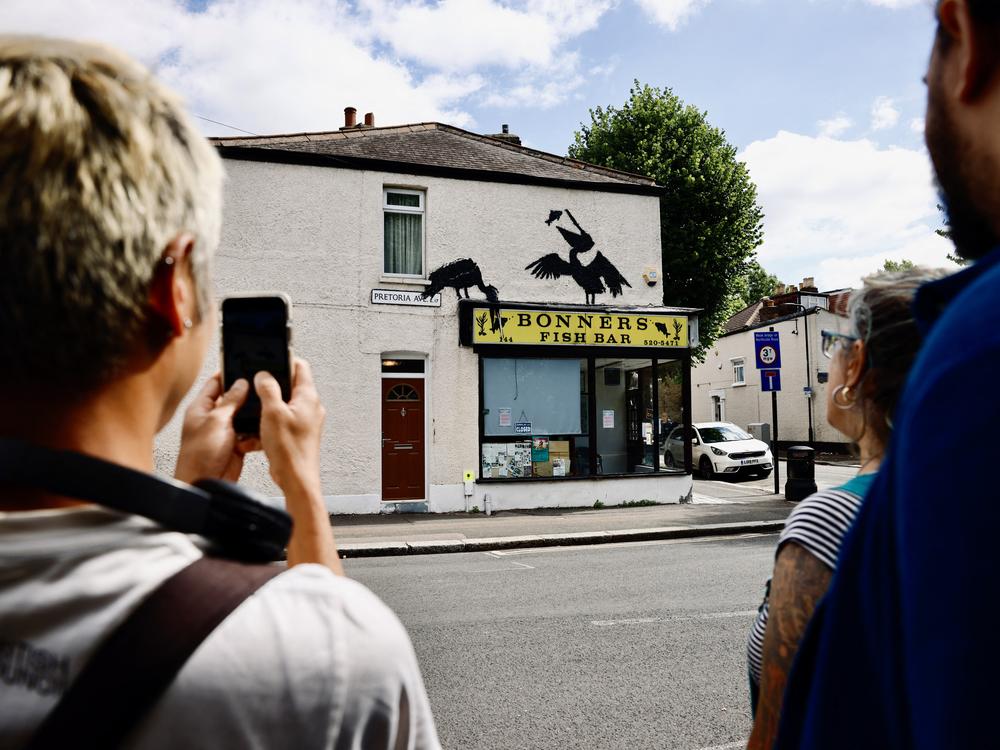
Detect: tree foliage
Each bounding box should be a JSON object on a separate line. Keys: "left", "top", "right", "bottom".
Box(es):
{"left": 736, "top": 259, "right": 780, "bottom": 309}
{"left": 569, "top": 81, "right": 765, "bottom": 357}
{"left": 881, "top": 259, "right": 916, "bottom": 273}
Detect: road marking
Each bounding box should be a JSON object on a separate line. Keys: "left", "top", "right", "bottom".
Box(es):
{"left": 693, "top": 741, "right": 745, "bottom": 750}
{"left": 592, "top": 610, "right": 756, "bottom": 626}
{"left": 690, "top": 494, "right": 739, "bottom": 505}
{"left": 509, "top": 561, "right": 535, "bottom": 569}
{"left": 490, "top": 533, "right": 777, "bottom": 556}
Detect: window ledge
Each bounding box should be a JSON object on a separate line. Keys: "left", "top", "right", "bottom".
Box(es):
{"left": 732, "top": 382, "right": 747, "bottom": 388}
{"left": 379, "top": 276, "right": 430, "bottom": 286}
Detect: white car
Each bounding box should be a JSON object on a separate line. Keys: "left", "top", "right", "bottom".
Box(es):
{"left": 662, "top": 422, "right": 773, "bottom": 479}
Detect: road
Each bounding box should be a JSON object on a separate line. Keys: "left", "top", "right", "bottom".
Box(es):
{"left": 346, "top": 533, "right": 778, "bottom": 750}
{"left": 691, "top": 459, "right": 857, "bottom": 504}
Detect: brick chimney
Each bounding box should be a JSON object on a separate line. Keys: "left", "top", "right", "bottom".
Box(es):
{"left": 490, "top": 123, "right": 522, "bottom": 146}
{"left": 364, "top": 112, "right": 375, "bottom": 127}
{"left": 800, "top": 277, "right": 818, "bottom": 293}
{"left": 344, "top": 107, "right": 357, "bottom": 128}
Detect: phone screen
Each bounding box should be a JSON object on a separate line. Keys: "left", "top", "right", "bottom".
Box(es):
{"left": 222, "top": 296, "right": 292, "bottom": 434}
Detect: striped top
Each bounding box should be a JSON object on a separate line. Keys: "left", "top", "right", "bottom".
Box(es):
{"left": 747, "top": 474, "right": 876, "bottom": 687}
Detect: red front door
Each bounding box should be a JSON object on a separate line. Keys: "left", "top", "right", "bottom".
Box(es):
{"left": 381, "top": 378, "right": 426, "bottom": 501}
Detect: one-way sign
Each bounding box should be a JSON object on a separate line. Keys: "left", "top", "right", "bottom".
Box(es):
{"left": 754, "top": 331, "right": 782, "bottom": 369}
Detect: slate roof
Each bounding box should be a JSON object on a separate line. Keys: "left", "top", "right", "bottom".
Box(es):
{"left": 212, "top": 123, "right": 661, "bottom": 195}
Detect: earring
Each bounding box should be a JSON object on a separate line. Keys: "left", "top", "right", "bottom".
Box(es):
{"left": 183, "top": 318, "right": 193, "bottom": 330}
{"left": 832, "top": 384, "right": 855, "bottom": 410}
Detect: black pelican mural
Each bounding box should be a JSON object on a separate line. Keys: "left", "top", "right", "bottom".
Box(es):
{"left": 421, "top": 258, "right": 503, "bottom": 332}
{"left": 420, "top": 258, "right": 499, "bottom": 302}
{"left": 525, "top": 209, "right": 631, "bottom": 304}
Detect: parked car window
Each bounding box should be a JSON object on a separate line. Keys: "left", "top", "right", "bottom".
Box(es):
{"left": 699, "top": 425, "right": 752, "bottom": 443}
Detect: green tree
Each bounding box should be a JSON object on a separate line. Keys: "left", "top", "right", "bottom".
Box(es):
{"left": 737, "top": 259, "right": 780, "bottom": 308}
{"left": 569, "top": 81, "right": 764, "bottom": 357}
{"left": 882, "top": 259, "right": 916, "bottom": 272}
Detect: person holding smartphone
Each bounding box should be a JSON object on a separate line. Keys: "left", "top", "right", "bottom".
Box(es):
{"left": 0, "top": 36, "right": 440, "bottom": 749}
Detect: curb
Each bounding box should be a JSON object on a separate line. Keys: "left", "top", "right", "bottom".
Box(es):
{"left": 338, "top": 519, "right": 786, "bottom": 558}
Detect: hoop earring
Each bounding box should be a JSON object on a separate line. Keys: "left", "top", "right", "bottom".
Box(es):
{"left": 832, "top": 384, "right": 856, "bottom": 410}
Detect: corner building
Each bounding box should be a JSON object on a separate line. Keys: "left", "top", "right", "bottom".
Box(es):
{"left": 166, "top": 118, "right": 700, "bottom": 513}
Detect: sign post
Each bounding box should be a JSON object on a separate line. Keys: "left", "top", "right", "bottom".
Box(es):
{"left": 755, "top": 331, "right": 782, "bottom": 495}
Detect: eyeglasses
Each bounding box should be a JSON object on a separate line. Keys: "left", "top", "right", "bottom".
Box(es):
{"left": 821, "top": 330, "right": 858, "bottom": 358}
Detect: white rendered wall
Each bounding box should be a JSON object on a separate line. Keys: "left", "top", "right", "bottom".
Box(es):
{"left": 156, "top": 159, "right": 668, "bottom": 512}
{"left": 690, "top": 310, "right": 848, "bottom": 447}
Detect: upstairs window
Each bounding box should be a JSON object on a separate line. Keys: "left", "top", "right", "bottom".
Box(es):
{"left": 732, "top": 357, "right": 746, "bottom": 386}
{"left": 383, "top": 188, "right": 424, "bottom": 276}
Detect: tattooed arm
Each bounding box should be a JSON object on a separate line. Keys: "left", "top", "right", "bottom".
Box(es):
{"left": 747, "top": 542, "right": 832, "bottom": 750}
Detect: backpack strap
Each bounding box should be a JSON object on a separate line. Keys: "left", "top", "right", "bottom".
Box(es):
{"left": 28, "top": 556, "right": 282, "bottom": 750}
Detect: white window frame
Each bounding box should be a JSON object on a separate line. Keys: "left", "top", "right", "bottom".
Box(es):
{"left": 731, "top": 357, "right": 746, "bottom": 387}
{"left": 382, "top": 187, "right": 426, "bottom": 280}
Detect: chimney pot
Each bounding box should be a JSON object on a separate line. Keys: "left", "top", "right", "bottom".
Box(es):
{"left": 344, "top": 107, "right": 357, "bottom": 127}
{"left": 364, "top": 112, "right": 374, "bottom": 127}
{"left": 502, "top": 123, "right": 509, "bottom": 134}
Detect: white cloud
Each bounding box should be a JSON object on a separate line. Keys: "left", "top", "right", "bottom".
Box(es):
{"left": 740, "top": 131, "right": 957, "bottom": 291}
{"left": 817, "top": 114, "right": 853, "bottom": 139}
{"left": 864, "top": 0, "right": 925, "bottom": 7}
{"left": 2, "top": 0, "right": 624, "bottom": 135}
{"left": 361, "top": 0, "right": 612, "bottom": 72}
{"left": 633, "top": 0, "right": 710, "bottom": 30}
{"left": 871, "top": 95, "right": 900, "bottom": 131}
{"left": 910, "top": 116, "right": 925, "bottom": 134}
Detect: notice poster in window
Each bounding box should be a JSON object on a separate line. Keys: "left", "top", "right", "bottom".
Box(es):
{"left": 602, "top": 410, "right": 615, "bottom": 429}
{"left": 482, "top": 443, "right": 507, "bottom": 477}
{"left": 552, "top": 457, "right": 567, "bottom": 477}
{"left": 511, "top": 441, "right": 533, "bottom": 478}
{"left": 498, "top": 408, "right": 512, "bottom": 427}
{"left": 531, "top": 437, "right": 550, "bottom": 462}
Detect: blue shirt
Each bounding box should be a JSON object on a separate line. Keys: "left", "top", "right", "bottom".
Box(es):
{"left": 775, "top": 246, "right": 1000, "bottom": 750}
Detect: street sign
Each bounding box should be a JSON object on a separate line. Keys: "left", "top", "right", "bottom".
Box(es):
{"left": 761, "top": 369, "right": 782, "bottom": 392}
{"left": 754, "top": 331, "right": 782, "bottom": 369}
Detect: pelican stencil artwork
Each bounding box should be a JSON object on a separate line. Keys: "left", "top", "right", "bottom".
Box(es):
{"left": 421, "top": 258, "right": 504, "bottom": 331}
{"left": 526, "top": 210, "right": 631, "bottom": 304}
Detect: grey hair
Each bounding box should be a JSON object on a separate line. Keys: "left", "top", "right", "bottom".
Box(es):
{"left": 844, "top": 266, "right": 952, "bottom": 445}
{"left": 0, "top": 35, "right": 223, "bottom": 392}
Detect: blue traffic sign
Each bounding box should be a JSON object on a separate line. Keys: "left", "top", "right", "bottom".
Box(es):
{"left": 761, "top": 369, "right": 782, "bottom": 392}
{"left": 754, "top": 331, "right": 782, "bottom": 369}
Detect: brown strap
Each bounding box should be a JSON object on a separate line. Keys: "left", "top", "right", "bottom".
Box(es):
{"left": 28, "top": 557, "right": 282, "bottom": 750}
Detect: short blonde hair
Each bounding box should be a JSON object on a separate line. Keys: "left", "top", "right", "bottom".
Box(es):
{"left": 0, "top": 35, "right": 223, "bottom": 390}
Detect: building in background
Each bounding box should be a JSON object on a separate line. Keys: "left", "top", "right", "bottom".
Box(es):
{"left": 156, "top": 110, "right": 701, "bottom": 513}
{"left": 691, "top": 279, "right": 852, "bottom": 452}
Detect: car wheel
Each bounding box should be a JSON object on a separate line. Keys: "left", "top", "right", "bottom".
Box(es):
{"left": 699, "top": 456, "right": 714, "bottom": 480}
{"left": 663, "top": 452, "right": 676, "bottom": 469}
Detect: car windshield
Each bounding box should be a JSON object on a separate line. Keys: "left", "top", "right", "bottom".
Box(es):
{"left": 698, "top": 426, "right": 752, "bottom": 443}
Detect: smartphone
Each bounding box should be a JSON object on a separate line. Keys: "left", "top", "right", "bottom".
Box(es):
{"left": 221, "top": 294, "right": 293, "bottom": 435}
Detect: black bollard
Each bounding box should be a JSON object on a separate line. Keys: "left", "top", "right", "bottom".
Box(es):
{"left": 785, "top": 445, "right": 818, "bottom": 502}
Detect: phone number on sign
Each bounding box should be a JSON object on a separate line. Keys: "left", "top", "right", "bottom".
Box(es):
{"left": 643, "top": 340, "right": 681, "bottom": 347}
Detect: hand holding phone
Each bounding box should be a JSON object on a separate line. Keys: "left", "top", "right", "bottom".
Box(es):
{"left": 221, "top": 294, "right": 293, "bottom": 435}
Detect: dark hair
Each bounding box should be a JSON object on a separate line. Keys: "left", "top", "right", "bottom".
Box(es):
{"left": 845, "top": 268, "right": 950, "bottom": 448}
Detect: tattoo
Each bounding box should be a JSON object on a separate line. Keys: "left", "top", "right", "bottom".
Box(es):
{"left": 747, "top": 542, "right": 832, "bottom": 750}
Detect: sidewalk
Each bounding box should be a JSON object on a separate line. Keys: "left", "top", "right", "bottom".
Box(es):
{"left": 334, "top": 494, "right": 793, "bottom": 558}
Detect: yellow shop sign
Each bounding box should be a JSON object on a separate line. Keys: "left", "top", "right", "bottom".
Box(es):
{"left": 472, "top": 308, "right": 689, "bottom": 348}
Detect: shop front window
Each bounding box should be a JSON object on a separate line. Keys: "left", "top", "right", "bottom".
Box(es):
{"left": 481, "top": 358, "right": 588, "bottom": 478}
{"left": 480, "top": 354, "right": 689, "bottom": 480}
{"left": 657, "top": 359, "right": 686, "bottom": 473}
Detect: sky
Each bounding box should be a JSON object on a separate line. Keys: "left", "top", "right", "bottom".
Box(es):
{"left": 2, "top": 0, "right": 952, "bottom": 291}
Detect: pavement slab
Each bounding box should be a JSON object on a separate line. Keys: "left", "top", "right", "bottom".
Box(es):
{"left": 333, "top": 494, "right": 794, "bottom": 557}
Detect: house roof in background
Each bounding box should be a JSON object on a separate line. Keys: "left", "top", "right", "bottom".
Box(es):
{"left": 211, "top": 123, "right": 663, "bottom": 195}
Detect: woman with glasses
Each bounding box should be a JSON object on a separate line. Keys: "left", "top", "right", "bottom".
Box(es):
{"left": 745, "top": 267, "right": 948, "bottom": 750}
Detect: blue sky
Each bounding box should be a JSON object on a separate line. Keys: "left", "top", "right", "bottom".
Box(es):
{"left": 4, "top": 0, "right": 951, "bottom": 291}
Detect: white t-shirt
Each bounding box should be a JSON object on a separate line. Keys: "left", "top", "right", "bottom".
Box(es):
{"left": 0, "top": 506, "right": 441, "bottom": 750}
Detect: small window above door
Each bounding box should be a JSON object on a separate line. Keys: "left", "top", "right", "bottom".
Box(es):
{"left": 382, "top": 359, "right": 425, "bottom": 374}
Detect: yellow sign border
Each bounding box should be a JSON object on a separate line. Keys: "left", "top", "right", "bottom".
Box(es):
{"left": 471, "top": 308, "right": 689, "bottom": 349}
